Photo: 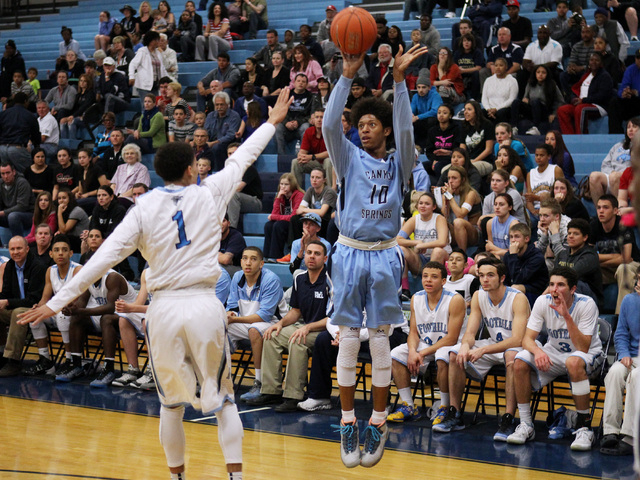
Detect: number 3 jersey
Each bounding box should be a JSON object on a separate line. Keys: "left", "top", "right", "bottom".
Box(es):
{"left": 46, "top": 124, "right": 276, "bottom": 313}
{"left": 527, "top": 293, "right": 602, "bottom": 354}
{"left": 478, "top": 287, "right": 521, "bottom": 343}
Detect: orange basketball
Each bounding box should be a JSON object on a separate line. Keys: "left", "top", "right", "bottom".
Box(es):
{"left": 330, "top": 7, "right": 378, "bottom": 55}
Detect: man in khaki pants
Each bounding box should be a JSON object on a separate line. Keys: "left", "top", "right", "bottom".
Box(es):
{"left": 246, "top": 240, "right": 332, "bottom": 412}
{"left": 0, "top": 236, "right": 47, "bottom": 376}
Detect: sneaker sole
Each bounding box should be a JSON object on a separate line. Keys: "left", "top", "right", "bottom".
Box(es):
{"left": 298, "top": 404, "right": 332, "bottom": 412}
{"left": 571, "top": 444, "right": 592, "bottom": 451}
{"left": 493, "top": 433, "right": 509, "bottom": 442}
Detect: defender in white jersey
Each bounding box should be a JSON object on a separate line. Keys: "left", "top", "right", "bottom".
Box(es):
{"left": 387, "top": 262, "right": 465, "bottom": 423}
{"left": 433, "top": 257, "right": 530, "bottom": 441}
{"left": 23, "top": 235, "right": 82, "bottom": 377}
{"left": 19, "top": 89, "right": 293, "bottom": 480}
{"left": 507, "top": 267, "right": 604, "bottom": 451}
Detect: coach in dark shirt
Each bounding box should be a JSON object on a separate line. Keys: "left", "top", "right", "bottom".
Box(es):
{"left": 0, "top": 236, "right": 47, "bottom": 376}
{"left": 0, "top": 93, "right": 40, "bottom": 173}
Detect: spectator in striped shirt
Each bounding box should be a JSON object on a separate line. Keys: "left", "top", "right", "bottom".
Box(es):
{"left": 168, "top": 105, "right": 196, "bottom": 142}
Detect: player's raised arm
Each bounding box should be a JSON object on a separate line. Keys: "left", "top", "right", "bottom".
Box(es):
{"left": 392, "top": 44, "right": 428, "bottom": 186}
{"left": 322, "top": 54, "right": 361, "bottom": 182}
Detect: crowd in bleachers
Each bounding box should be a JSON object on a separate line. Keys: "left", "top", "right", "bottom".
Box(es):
{"left": 1, "top": 0, "right": 640, "bottom": 458}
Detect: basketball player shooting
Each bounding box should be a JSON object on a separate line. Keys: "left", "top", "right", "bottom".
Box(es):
{"left": 323, "top": 43, "right": 428, "bottom": 469}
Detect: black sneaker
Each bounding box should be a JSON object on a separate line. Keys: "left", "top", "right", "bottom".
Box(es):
{"left": 245, "top": 393, "right": 282, "bottom": 406}
{"left": 493, "top": 413, "right": 515, "bottom": 442}
{"left": 23, "top": 355, "right": 55, "bottom": 376}
{"left": 275, "top": 398, "right": 300, "bottom": 413}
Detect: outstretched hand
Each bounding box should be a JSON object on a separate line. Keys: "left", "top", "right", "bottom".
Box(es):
{"left": 267, "top": 88, "right": 294, "bottom": 126}
{"left": 18, "top": 305, "right": 55, "bottom": 326}
{"left": 341, "top": 51, "right": 367, "bottom": 79}
{"left": 393, "top": 44, "right": 429, "bottom": 82}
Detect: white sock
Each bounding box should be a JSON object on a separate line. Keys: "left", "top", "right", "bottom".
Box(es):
{"left": 370, "top": 410, "right": 387, "bottom": 425}
{"left": 398, "top": 387, "right": 414, "bottom": 407}
{"left": 518, "top": 403, "right": 532, "bottom": 426}
{"left": 38, "top": 348, "right": 50, "bottom": 359}
{"left": 342, "top": 409, "right": 356, "bottom": 423}
{"left": 228, "top": 472, "right": 243, "bottom": 480}
{"left": 255, "top": 369, "right": 261, "bottom": 382}
{"left": 65, "top": 352, "right": 72, "bottom": 360}
{"left": 440, "top": 392, "right": 450, "bottom": 407}
{"left": 170, "top": 473, "right": 185, "bottom": 480}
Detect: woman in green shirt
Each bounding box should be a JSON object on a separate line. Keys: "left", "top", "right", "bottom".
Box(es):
{"left": 125, "top": 93, "right": 166, "bottom": 153}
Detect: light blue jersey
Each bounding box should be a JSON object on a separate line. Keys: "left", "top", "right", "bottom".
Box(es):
{"left": 323, "top": 76, "right": 414, "bottom": 242}
{"left": 215, "top": 267, "right": 231, "bottom": 305}
{"left": 323, "top": 75, "right": 415, "bottom": 328}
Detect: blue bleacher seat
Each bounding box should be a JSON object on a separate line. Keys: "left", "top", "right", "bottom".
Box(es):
{"left": 149, "top": 171, "right": 164, "bottom": 189}
{"left": 263, "top": 263, "right": 292, "bottom": 288}
{"left": 242, "top": 213, "right": 269, "bottom": 235}
{"left": 244, "top": 236, "right": 264, "bottom": 248}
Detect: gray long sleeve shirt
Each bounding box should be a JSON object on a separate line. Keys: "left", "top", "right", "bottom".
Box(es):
{"left": 0, "top": 176, "right": 35, "bottom": 214}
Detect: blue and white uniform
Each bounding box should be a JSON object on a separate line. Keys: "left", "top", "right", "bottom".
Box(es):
{"left": 515, "top": 293, "right": 604, "bottom": 390}
{"left": 323, "top": 75, "right": 414, "bottom": 328}
{"left": 391, "top": 289, "right": 464, "bottom": 371}
{"left": 436, "top": 287, "right": 525, "bottom": 380}
{"left": 45, "top": 122, "right": 277, "bottom": 414}
{"left": 226, "top": 268, "right": 288, "bottom": 349}
{"left": 86, "top": 269, "right": 145, "bottom": 335}
{"left": 29, "top": 261, "right": 82, "bottom": 341}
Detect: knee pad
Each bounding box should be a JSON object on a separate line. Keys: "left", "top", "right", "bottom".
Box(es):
{"left": 336, "top": 326, "right": 360, "bottom": 387}
{"left": 29, "top": 322, "right": 48, "bottom": 341}
{"left": 368, "top": 325, "right": 391, "bottom": 388}
{"left": 215, "top": 402, "right": 243, "bottom": 465}
{"left": 159, "top": 405, "right": 186, "bottom": 468}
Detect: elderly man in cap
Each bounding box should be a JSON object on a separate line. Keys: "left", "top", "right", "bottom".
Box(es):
{"left": 96, "top": 57, "right": 131, "bottom": 114}
{"left": 594, "top": 6, "right": 630, "bottom": 61}
{"left": 317, "top": 5, "right": 338, "bottom": 43}
{"left": 608, "top": 49, "right": 640, "bottom": 134}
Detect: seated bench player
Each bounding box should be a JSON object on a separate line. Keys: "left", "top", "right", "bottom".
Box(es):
{"left": 226, "top": 246, "right": 288, "bottom": 402}
{"left": 22, "top": 235, "right": 82, "bottom": 376}
{"left": 387, "top": 262, "right": 466, "bottom": 422}
{"left": 54, "top": 269, "right": 145, "bottom": 387}
{"left": 432, "top": 257, "right": 530, "bottom": 440}
{"left": 245, "top": 240, "right": 332, "bottom": 412}
{"left": 507, "top": 267, "right": 604, "bottom": 451}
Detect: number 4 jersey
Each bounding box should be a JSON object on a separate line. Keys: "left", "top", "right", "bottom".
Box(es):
{"left": 527, "top": 293, "right": 602, "bottom": 354}
{"left": 478, "top": 287, "right": 521, "bottom": 343}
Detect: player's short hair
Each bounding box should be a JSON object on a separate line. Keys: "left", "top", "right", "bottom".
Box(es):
{"left": 539, "top": 197, "right": 561, "bottom": 215}
{"left": 548, "top": 266, "right": 578, "bottom": 289}
{"left": 535, "top": 143, "right": 553, "bottom": 156}
{"left": 449, "top": 247, "right": 467, "bottom": 262}
{"left": 477, "top": 257, "right": 506, "bottom": 279}
{"left": 567, "top": 218, "right": 589, "bottom": 237}
{"left": 154, "top": 142, "right": 195, "bottom": 182}
{"left": 51, "top": 234, "right": 72, "bottom": 250}
{"left": 597, "top": 193, "right": 618, "bottom": 209}
{"left": 242, "top": 246, "right": 264, "bottom": 260}
{"left": 494, "top": 57, "right": 508, "bottom": 67}
{"left": 306, "top": 239, "right": 327, "bottom": 256}
{"left": 509, "top": 222, "right": 531, "bottom": 238}
{"left": 423, "top": 261, "right": 447, "bottom": 279}
{"left": 350, "top": 96, "right": 393, "bottom": 131}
